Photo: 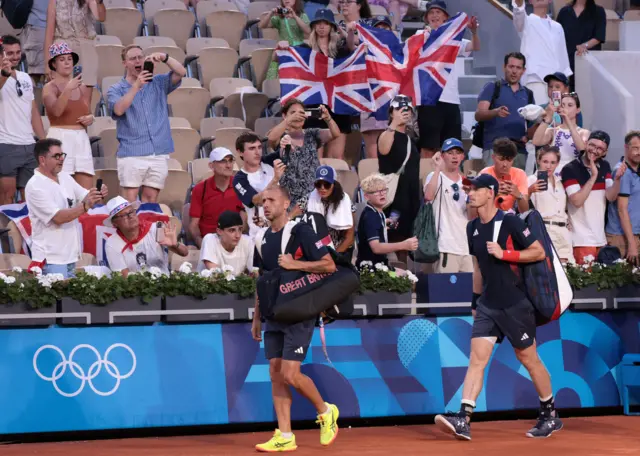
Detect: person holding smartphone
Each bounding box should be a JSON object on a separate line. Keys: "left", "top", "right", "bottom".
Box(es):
{"left": 43, "top": 42, "right": 95, "bottom": 190}
{"left": 104, "top": 196, "right": 188, "bottom": 277}
{"left": 527, "top": 145, "right": 574, "bottom": 263}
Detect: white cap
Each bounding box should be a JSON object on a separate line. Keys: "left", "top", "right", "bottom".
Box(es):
{"left": 209, "top": 147, "right": 234, "bottom": 162}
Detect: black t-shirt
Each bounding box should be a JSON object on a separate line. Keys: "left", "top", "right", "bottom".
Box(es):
{"left": 467, "top": 210, "right": 537, "bottom": 309}
{"left": 254, "top": 223, "right": 329, "bottom": 272}
{"left": 356, "top": 204, "right": 388, "bottom": 267}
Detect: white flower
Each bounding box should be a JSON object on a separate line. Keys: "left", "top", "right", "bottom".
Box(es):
{"left": 375, "top": 263, "right": 389, "bottom": 272}
{"left": 11, "top": 266, "right": 22, "bottom": 273}
{"left": 87, "top": 270, "right": 101, "bottom": 278}
{"left": 633, "top": 267, "right": 640, "bottom": 274}
{"left": 251, "top": 267, "right": 260, "bottom": 274}
{"left": 37, "top": 276, "right": 52, "bottom": 289}
{"left": 200, "top": 269, "right": 213, "bottom": 278}
{"left": 148, "top": 266, "right": 163, "bottom": 279}
{"left": 20, "top": 283, "right": 24, "bottom": 289}
{"left": 613, "top": 258, "right": 627, "bottom": 264}
{"left": 2, "top": 275, "right": 16, "bottom": 285}
{"left": 225, "top": 274, "right": 236, "bottom": 282}
{"left": 566, "top": 258, "right": 577, "bottom": 266}
{"left": 405, "top": 271, "right": 419, "bottom": 284}
{"left": 583, "top": 254, "right": 595, "bottom": 264}
{"left": 46, "top": 273, "right": 65, "bottom": 283}
{"left": 211, "top": 267, "right": 222, "bottom": 274}
{"left": 178, "top": 262, "right": 193, "bottom": 274}
{"left": 222, "top": 264, "right": 235, "bottom": 273}
{"left": 31, "top": 266, "right": 42, "bottom": 276}
{"left": 359, "top": 261, "right": 373, "bottom": 268}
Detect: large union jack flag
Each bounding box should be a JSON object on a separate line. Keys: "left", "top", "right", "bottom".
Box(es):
{"left": 277, "top": 44, "right": 373, "bottom": 115}
{"left": 356, "top": 12, "right": 469, "bottom": 110}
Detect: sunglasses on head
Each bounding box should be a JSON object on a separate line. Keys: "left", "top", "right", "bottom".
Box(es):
{"left": 314, "top": 180, "right": 332, "bottom": 190}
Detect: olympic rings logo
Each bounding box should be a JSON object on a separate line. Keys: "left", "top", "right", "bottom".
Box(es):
{"left": 33, "top": 344, "right": 136, "bottom": 397}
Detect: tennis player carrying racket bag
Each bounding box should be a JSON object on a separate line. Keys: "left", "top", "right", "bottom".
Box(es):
{"left": 255, "top": 219, "right": 360, "bottom": 324}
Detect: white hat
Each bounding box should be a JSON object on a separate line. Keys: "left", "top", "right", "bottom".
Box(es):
{"left": 103, "top": 196, "right": 140, "bottom": 227}
{"left": 209, "top": 147, "right": 234, "bottom": 162}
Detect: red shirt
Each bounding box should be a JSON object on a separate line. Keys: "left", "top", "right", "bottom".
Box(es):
{"left": 189, "top": 177, "right": 244, "bottom": 236}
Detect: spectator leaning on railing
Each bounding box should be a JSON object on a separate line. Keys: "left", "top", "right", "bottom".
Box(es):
{"left": 25, "top": 138, "right": 107, "bottom": 278}
{"left": 108, "top": 45, "right": 186, "bottom": 204}
{"left": 605, "top": 131, "right": 640, "bottom": 265}
{"left": 104, "top": 196, "right": 188, "bottom": 277}
{"left": 0, "top": 35, "right": 46, "bottom": 205}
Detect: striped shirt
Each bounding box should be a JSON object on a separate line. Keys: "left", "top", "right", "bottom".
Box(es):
{"left": 107, "top": 72, "right": 181, "bottom": 158}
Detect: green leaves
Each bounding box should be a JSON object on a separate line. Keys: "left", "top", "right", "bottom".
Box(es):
{"left": 565, "top": 260, "right": 640, "bottom": 291}
{"left": 357, "top": 263, "right": 413, "bottom": 294}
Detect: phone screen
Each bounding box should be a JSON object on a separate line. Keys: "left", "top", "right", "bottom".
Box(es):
{"left": 552, "top": 90, "right": 561, "bottom": 107}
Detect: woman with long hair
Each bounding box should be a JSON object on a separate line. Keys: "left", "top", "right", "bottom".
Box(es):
{"left": 266, "top": 98, "right": 340, "bottom": 218}
{"left": 376, "top": 95, "right": 420, "bottom": 264}
{"left": 42, "top": 42, "right": 95, "bottom": 189}
{"left": 307, "top": 165, "right": 356, "bottom": 259}
{"left": 44, "top": 0, "right": 106, "bottom": 83}
{"left": 527, "top": 145, "right": 574, "bottom": 263}
{"left": 532, "top": 92, "right": 589, "bottom": 174}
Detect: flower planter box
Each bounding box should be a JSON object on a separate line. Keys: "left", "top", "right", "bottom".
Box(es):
{"left": 611, "top": 285, "right": 640, "bottom": 310}
{"left": 164, "top": 295, "right": 255, "bottom": 322}
{"left": 571, "top": 286, "right": 612, "bottom": 311}
{"left": 0, "top": 302, "right": 56, "bottom": 327}
{"left": 59, "top": 297, "right": 163, "bottom": 325}
{"left": 355, "top": 291, "right": 413, "bottom": 317}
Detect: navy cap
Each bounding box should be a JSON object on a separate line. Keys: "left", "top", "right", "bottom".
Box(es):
{"left": 462, "top": 174, "right": 499, "bottom": 194}
{"left": 217, "top": 210, "right": 243, "bottom": 229}
{"left": 426, "top": 0, "right": 449, "bottom": 16}
{"left": 442, "top": 138, "right": 464, "bottom": 152}
{"left": 373, "top": 15, "right": 392, "bottom": 28}
{"left": 310, "top": 8, "right": 337, "bottom": 28}
{"left": 315, "top": 165, "right": 336, "bottom": 184}
{"left": 589, "top": 130, "right": 611, "bottom": 147}
{"left": 544, "top": 72, "right": 570, "bottom": 86}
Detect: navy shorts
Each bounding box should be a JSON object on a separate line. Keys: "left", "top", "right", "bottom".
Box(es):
{"left": 264, "top": 318, "right": 316, "bottom": 362}
{"left": 471, "top": 299, "right": 536, "bottom": 350}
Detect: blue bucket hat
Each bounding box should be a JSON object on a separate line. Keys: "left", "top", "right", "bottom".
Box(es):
{"left": 310, "top": 9, "right": 337, "bottom": 29}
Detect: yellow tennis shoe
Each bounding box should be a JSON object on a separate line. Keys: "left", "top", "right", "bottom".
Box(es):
{"left": 255, "top": 429, "right": 297, "bottom": 452}
{"left": 317, "top": 403, "right": 340, "bottom": 446}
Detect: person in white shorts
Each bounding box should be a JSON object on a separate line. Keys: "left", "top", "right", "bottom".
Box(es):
{"left": 424, "top": 138, "right": 473, "bottom": 273}
{"left": 104, "top": 196, "right": 188, "bottom": 276}
{"left": 107, "top": 44, "right": 186, "bottom": 203}
{"left": 43, "top": 42, "right": 95, "bottom": 189}
{"left": 198, "top": 211, "right": 255, "bottom": 274}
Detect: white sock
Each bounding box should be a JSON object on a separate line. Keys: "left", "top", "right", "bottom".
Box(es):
{"left": 281, "top": 431, "right": 293, "bottom": 438}
{"left": 320, "top": 403, "right": 331, "bottom": 415}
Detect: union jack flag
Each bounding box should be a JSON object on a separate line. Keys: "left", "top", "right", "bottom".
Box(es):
{"left": 277, "top": 44, "right": 373, "bottom": 115}
{"left": 356, "top": 12, "right": 469, "bottom": 109}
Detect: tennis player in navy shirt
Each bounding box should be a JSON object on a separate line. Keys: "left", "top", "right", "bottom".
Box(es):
{"left": 434, "top": 174, "right": 564, "bottom": 440}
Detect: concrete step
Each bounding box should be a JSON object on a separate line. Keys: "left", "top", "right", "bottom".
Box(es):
{"left": 458, "top": 74, "right": 496, "bottom": 95}
{"left": 462, "top": 58, "right": 496, "bottom": 76}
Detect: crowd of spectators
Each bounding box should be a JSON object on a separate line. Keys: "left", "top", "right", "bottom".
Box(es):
{"left": 0, "top": 0, "right": 639, "bottom": 280}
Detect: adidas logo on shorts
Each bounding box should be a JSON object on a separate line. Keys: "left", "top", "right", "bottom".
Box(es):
{"left": 295, "top": 347, "right": 304, "bottom": 354}
{"left": 521, "top": 333, "right": 529, "bottom": 341}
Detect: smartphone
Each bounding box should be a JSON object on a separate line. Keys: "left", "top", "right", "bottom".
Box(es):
{"left": 72, "top": 65, "right": 82, "bottom": 78}
{"left": 305, "top": 107, "right": 321, "bottom": 119}
{"left": 552, "top": 90, "right": 561, "bottom": 108}
{"left": 156, "top": 221, "right": 165, "bottom": 243}
{"left": 537, "top": 170, "right": 549, "bottom": 191}
{"left": 143, "top": 60, "right": 154, "bottom": 74}
{"left": 96, "top": 178, "right": 103, "bottom": 192}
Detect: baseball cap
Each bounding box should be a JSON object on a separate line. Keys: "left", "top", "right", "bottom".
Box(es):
{"left": 315, "top": 165, "right": 336, "bottom": 184}
{"left": 217, "top": 210, "right": 243, "bottom": 229}
{"left": 209, "top": 147, "right": 234, "bottom": 162}
{"left": 442, "top": 138, "right": 464, "bottom": 152}
{"left": 372, "top": 15, "right": 392, "bottom": 28}
{"left": 589, "top": 130, "right": 611, "bottom": 147}
{"left": 543, "top": 72, "right": 570, "bottom": 86}
{"left": 462, "top": 174, "right": 499, "bottom": 194}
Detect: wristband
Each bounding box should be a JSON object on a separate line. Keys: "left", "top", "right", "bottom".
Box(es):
{"left": 502, "top": 249, "right": 521, "bottom": 262}
{"left": 162, "top": 53, "right": 169, "bottom": 63}
{"left": 471, "top": 293, "right": 480, "bottom": 310}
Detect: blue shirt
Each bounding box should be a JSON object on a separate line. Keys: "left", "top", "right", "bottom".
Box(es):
{"left": 478, "top": 80, "right": 532, "bottom": 150}
{"left": 107, "top": 72, "right": 181, "bottom": 158}
{"left": 606, "top": 162, "right": 640, "bottom": 236}
{"left": 356, "top": 204, "right": 388, "bottom": 267}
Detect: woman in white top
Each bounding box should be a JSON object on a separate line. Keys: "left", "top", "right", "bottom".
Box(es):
{"left": 532, "top": 92, "right": 589, "bottom": 175}
{"left": 527, "top": 145, "right": 574, "bottom": 263}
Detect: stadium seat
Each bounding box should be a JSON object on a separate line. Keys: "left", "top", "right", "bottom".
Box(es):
{"left": 95, "top": 44, "right": 125, "bottom": 89}
{"left": 95, "top": 35, "right": 123, "bottom": 45}
{"left": 321, "top": 158, "right": 350, "bottom": 171}
{"left": 189, "top": 158, "right": 213, "bottom": 184}
{"left": 178, "top": 77, "right": 201, "bottom": 88}
{"left": 419, "top": 158, "right": 435, "bottom": 185}
{"left": 169, "top": 117, "right": 192, "bottom": 128}
{"left": 336, "top": 169, "right": 360, "bottom": 201}
{"left": 167, "top": 157, "right": 183, "bottom": 169}
{"left": 238, "top": 39, "right": 277, "bottom": 90}
{"left": 196, "top": 47, "right": 239, "bottom": 89}
{"left": 103, "top": 8, "right": 143, "bottom": 47}
{"left": 88, "top": 117, "right": 117, "bottom": 137}
{"left": 261, "top": 78, "right": 281, "bottom": 115}
{"left": 134, "top": 35, "right": 177, "bottom": 48}
{"left": 200, "top": 116, "right": 247, "bottom": 137}
{"left": 144, "top": 0, "right": 195, "bottom": 51}
{"left": 357, "top": 158, "right": 379, "bottom": 181}
{"left": 624, "top": 10, "right": 640, "bottom": 20}
{"left": 91, "top": 87, "right": 102, "bottom": 116}
{"left": 209, "top": 77, "right": 254, "bottom": 113}
{"left": 168, "top": 85, "right": 211, "bottom": 130}
{"left": 205, "top": 10, "right": 248, "bottom": 50}
{"left": 254, "top": 116, "right": 280, "bottom": 138}
{"left": 4, "top": 222, "right": 23, "bottom": 255}
{"left": 260, "top": 28, "right": 279, "bottom": 41}
{"left": 212, "top": 127, "right": 251, "bottom": 159}
{"left": 170, "top": 128, "right": 202, "bottom": 169}
{"left": 369, "top": 4, "right": 388, "bottom": 16}
{"left": 186, "top": 37, "right": 230, "bottom": 57}
{"left": 94, "top": 169, "right": 121, "bottom": 199}
{"left": 196, "top": 0, "right": 240, "bottom": 30}
{"left": 224, "top": 91, "right": 269, "bottom": 130}
{"left": 104, "top": 0, "right": 137, "bottom": 8}
{"left": 344, "top": 130, "right": 363, "bottom": 167}
{"left": 159, "top": 170, "right": 191, "bottom": 213}
{"left": 41, "top": 116, "right": 50, "bottom": 135}
{"left": 604, "top": 9, "right": 621, "bottom": 50}
{"left": 96, "top": 128, "right": 119, "bottom": 167}
{"left": 246, "top": 1, "right": 279, "bottom": 38}
{"left": 102, "top": 74, "right": 125, "bottom": 94}
{"left": 597, "top": 0, "right": 617, "bottom": 10}
{"left": 0, "top": 254, "right": 31, "bottom": 271}
{"left": 170, "top": 247, "right": 200, "bottom": 270}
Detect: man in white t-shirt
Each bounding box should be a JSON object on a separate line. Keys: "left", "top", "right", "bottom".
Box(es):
{"left": 25, "top": 138, "right": 106, "bottom": 277}
{"left": 104, "top": 196, "right": 188, "bottom": 276}
{"left": 232, "top": 132, "right": 285, "bottom": 239}
{"left": 198, "top": 210, "right": 254, "bottom": 274}
{"left": 415, "top": 2, "right": 480, "bottom": 158}
{"left": 0, "top": 35, "right": 46, "bottom": 205}
{"left": 423, "top": 138, "right": 472, "bottom": 273}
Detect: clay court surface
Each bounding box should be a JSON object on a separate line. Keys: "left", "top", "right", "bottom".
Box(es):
{"left": 2, "top": 416, "right": 639, "bottom": 455}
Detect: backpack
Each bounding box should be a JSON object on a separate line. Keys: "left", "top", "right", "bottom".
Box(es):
{"left": 472, "top": 81, "right": 534, "bottom": 149}
{"left": 0, "top": 0, "right": 34, "bottom": 29}
{"left": 486, "top": 210, "right": 573, "bottom": 326}
{"left": 410, "top": 177, "right": 441, "bottom": 263}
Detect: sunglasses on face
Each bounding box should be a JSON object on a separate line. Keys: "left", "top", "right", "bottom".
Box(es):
{"left": 113, "top": 211, "right": 136, "bottom": 220}
{"left": 50, "top": 152, "right": 67, "bottom": 161}
{"left": 314, "top": 180, "right": 332, "bottom": 190}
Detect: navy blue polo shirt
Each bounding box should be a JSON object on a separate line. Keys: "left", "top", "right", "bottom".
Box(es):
{"left": 356, "top": 204, "right": 388, "bottom": 267}
{"left": 478, "top": 79, "right": 532, "bottom": 150}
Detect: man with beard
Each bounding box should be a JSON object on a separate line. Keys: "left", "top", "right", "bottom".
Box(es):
{"left": 434, "top": 173, "right": 562, "bottom": 441}
{"left": 562, "top": 130, "right": 624, "bottom": 264}
{"left": 0, "top": 35, "right": 46, "bottom": 204}
{"left": 251, "top": 185, "right": 339, "bottom": 452}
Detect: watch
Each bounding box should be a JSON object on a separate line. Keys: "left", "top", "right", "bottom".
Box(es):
{"left": 162, "top": 53, "right": 169, "bottom": 63}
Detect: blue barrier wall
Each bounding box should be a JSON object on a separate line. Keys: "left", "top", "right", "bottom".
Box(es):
{"left": 1, "top": 310, "right": 639, "bottom": 435}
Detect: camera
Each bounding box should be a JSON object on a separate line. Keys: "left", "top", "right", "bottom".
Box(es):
{"left": 277, "top": 7, "right": 290, "bottom": 15}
